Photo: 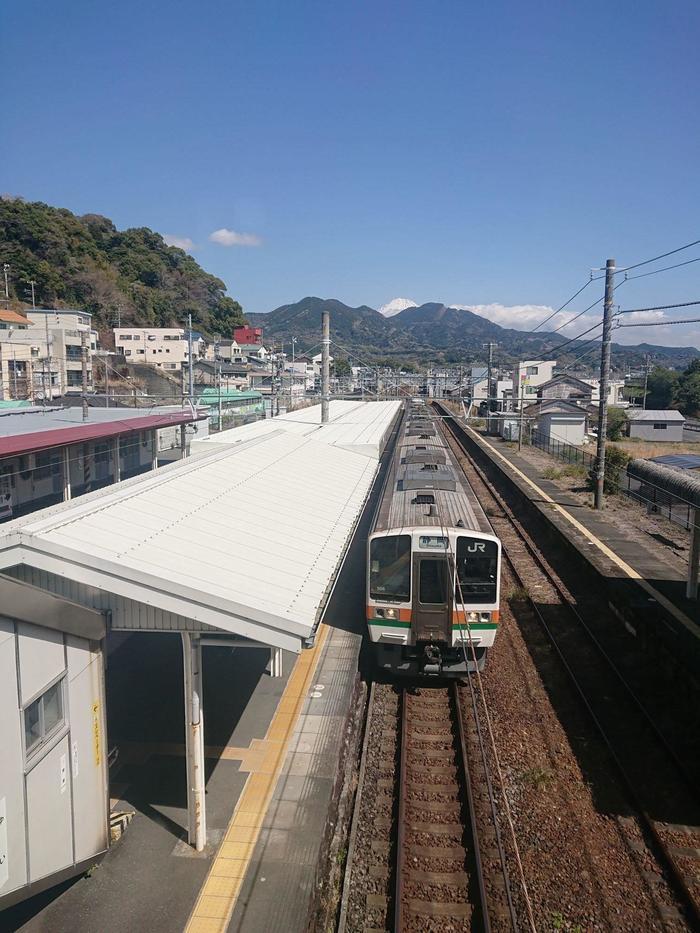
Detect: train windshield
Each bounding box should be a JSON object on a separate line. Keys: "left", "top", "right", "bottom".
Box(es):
{"left": 370, "top": 535, "right": 411, "bottom": 601}
{"left": 455, "top": 536, "right": 498, "bottom": 604}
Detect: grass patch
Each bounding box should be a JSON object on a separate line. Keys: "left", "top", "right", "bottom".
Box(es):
{"left": 520, "top": 767, "right": 553, "bottom": 789}
{"left": 541, "top": 466, "right": 562, "bottom": 480}
{"left": 508, "top": 585, "right": 529, "bottom": 601}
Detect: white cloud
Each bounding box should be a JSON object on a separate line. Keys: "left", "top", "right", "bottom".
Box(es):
{"left": 379, "top": 297, "right": 417, "bottom": 317}
{"left": 209, "top": 228, "right": 262, "bottom": 247}
{"left": 452, "top": 302, "right": 561, "bottom": 330}
{"left": 163, "top": 234, "right": 195, "bottom": 251}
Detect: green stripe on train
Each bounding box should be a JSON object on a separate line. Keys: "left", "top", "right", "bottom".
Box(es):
{"left": 368, "top": 620, "right": 498, "bottom": 630}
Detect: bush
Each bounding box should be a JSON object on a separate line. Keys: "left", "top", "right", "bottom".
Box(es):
{"left": 586, "top": 445, "right": 630, "bottom": 495}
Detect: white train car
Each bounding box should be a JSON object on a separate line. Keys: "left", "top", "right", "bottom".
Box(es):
{"left": 366, "top": 403, "right": 501, "bottom": 675}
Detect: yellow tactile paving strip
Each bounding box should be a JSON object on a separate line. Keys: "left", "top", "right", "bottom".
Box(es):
{"left": 183, "top": 623, "right": 329, "bottom": 933}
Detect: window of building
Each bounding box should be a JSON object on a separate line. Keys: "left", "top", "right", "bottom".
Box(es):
{"left": 526, "top": 366, "right": 539, "bottom": 375}
{"left": 24, "top": 677, "right": 65, "bottom": 758}
{"left": 653, "top": 423, "right": 667, "bottom": 430}
{"left": 124, "top": 349, "right": 131, "bottom": 356}
{"left": 121, "top": 334, "right": 133, "bottom": 340}
{"left": 33, "top": 450, "right": 58, "bottom": 481}
{"left": 137, "top": 348, "right": 145, "bottom": 354}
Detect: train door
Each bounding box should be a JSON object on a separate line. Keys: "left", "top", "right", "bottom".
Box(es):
{"left": 411, "top": 556, "right": 452, "bottom": 643}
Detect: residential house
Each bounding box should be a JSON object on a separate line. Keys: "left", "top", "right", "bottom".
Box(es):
{"left": 513, "top": 360, "right": 556, "bottom": 408}
{"left": 537, "top": 374, "right": 593, "bottom": 404}
{"left": 626, "top": 410, "right": 685, "bottom": 442}
{"left": 524, "top": 398, "right": 588, "bottom": 446}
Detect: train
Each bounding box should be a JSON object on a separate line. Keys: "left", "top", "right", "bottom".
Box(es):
{"left": 366, "top": 400, "right": 501, "bottom": 676}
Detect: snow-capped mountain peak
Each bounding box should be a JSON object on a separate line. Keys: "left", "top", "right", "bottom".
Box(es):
{"left": 378, "top": 297, "right": 417, "bottom": 318}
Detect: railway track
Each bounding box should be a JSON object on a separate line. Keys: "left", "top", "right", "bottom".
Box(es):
{"left": 437, "top": 404, "right": 700, "bottom": 929}
{"left": 396, "top": 684, "right": 486, "bottom": 930}
{"left": 339, "top": 680, "right": 519, "bottom": 932}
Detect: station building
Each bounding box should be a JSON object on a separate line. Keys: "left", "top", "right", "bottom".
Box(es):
{"left": 0, "top": 405, "right": 208, "bottom": 522}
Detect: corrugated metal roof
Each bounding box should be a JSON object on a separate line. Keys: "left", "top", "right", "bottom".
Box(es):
{"left": 0, "top": 400, "right": 402, "bottom": 651}
{"left": 627, "top": 409, "right": 685, "bottom": 422}
{"left": 203, "top": 400, "right": 401, "bottom": 459}
{"left": 650, "top": 454, "right": 700, "bottom": 471}
{"left": 0, "top": 406, "right": 209, "bottom": 458}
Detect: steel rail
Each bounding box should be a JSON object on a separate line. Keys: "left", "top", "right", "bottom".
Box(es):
{"left": 451, "top": 682, "right": 492, "bottom": 933}
{"left": 439, "top": 405, "right": 700, "bottom": 928}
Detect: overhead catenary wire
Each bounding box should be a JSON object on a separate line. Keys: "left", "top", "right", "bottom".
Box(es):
{"left": 614, "top": 237, "right": 700, "bottom": 274}
{"left": 624, "top": 255, "right": 700, "bottom": 281}
{"left": 527, "top": 277, "right": 594, "bottom": 335}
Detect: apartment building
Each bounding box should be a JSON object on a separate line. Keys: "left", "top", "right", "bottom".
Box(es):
{"left": 0, "top": 309, "right": 95, "bottom": 402}
{"left": 113, "top": 327, "right": 204, "bottom": 371}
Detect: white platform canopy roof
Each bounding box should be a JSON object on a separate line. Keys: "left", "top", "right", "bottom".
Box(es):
{"left": 0, "top": 401, "right": 402, "bottom": 653}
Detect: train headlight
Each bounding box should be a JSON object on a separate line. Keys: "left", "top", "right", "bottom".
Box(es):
{"left": 480, "top": 611, "right": 491, "bottom": 622}
{"left": 466, "top": 611, "right": 479, "bottom": 623}
{"left": 384, "top": 608, "right": 397, "bottom": 619}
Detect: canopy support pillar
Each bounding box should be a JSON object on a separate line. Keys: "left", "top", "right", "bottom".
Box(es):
{"left": 182, "top": 632, "right": 206, "bottom": 850}
{"left": 270, "top": 647, "right": 283, "bottom": 678}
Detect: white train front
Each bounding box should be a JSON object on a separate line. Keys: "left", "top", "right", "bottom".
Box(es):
{"left": 366, "top": 402, "right": 501, "bottom": 676}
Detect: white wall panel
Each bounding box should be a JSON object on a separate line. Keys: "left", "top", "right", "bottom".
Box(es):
{"left": 66, "top": 636, "right": 108, "bottom": 863}
{"left": 17, "top": 622, "right": 64, "bottom": 705}
{"left": 0, "top": 618, "right": 27, "bottom": 897}
{"left": 26, "top": 735, "right": 73, "bottom": 883}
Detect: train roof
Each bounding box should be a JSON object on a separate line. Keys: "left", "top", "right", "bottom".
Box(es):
{"left": 374, "top": 408, "right": 492, "bottom": 535}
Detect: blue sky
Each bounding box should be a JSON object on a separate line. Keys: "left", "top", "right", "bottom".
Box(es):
{"left": 4, "top": 0, "right": 699, "bottom": 346}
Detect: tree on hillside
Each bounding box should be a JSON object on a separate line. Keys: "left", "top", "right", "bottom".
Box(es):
{"left": 0, "top": 196, "right": 245, "bottom": 339}
{"left": 678, "top": 374, "right": 700, "bottom": 416}
{"left": 645, "top": 366, "right": 679, "bottom": 409}
{"left": 333, "top": 358, "right": 352, "bottom": 377}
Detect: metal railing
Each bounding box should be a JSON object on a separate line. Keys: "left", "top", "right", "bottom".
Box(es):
{"left": 530, "top": 429, "right": 694, "bottom": 530}
{"left": 530, "top": 429, "right": 596, "bottom": 471}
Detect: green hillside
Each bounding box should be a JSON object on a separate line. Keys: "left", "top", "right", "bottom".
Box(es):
{"left": 0, "top": 196, "right": 245, "bottom": 341}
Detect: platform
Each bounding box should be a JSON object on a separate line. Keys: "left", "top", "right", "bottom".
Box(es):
{"left": 458, "top": 422, "right": 700, "bottom": 671}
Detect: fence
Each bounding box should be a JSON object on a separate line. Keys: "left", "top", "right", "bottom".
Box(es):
{"left": 530, "top": 429, "right": 596, "bottom": 472}
{"left": 530, "top": 429, "right": 695, "bottom": 530}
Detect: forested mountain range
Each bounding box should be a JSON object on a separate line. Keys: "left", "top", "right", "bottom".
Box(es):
{"left": 249, "top": 297, "right": 700, "bottom": 370}
{"left": 0, "top": 197, "right": 245, "bottom": 341}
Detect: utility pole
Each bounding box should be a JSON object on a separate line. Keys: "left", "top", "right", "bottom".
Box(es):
{"left": 642, "top": 353, "right": 650, "bottom": 410}
{"left": 104, "top": 356, "right": 110, "bottom": 408}
{"left": 3, "top": 263, "right": 9, "bottom": 304}
{"left": 321, "top": 310, "right": 330, "bottom": 423}
{"left": 44, "top": 313, "right": 52, "bottom": 405}
{"left": 594, "top": 258, "right": 616, "bottom": 510}
{"left": 187, "top": 313, "right": 195, "bottom": 401}
{"left": 484, "top": 341, "right": 496, "bottom": 433}
{"left": 517, "top": 363, "right": 525, "bottom": 451}
{"left": 81, "top": 329, "right": 89, "bottom": 422}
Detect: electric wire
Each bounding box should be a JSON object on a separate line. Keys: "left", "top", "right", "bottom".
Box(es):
{"left": 624, "top": 255, "right": 700, "bottom": 281}
{"left": 616, "top": 238, "right": 700, "bottom": 274}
